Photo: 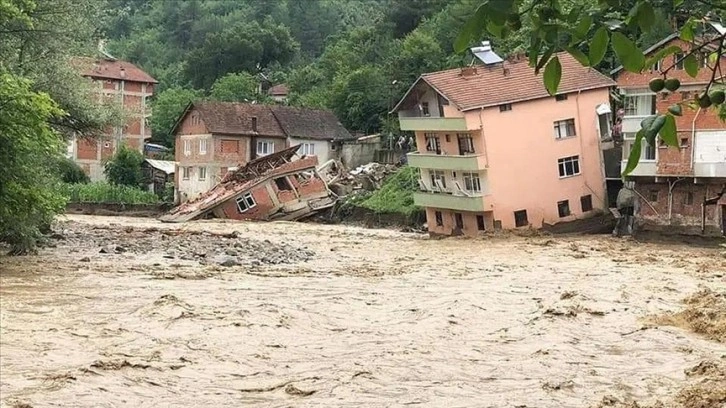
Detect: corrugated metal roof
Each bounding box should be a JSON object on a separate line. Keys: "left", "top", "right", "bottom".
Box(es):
{"left": 144, "top": 159, "right": 176, "bottom": 174}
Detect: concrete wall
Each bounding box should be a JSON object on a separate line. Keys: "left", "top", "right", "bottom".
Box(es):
{"left": 340, "top": 139, "right": 379, "bottom": 169}
{"left": 288, "top": 138, "right": 334, "bottom": 164}
{"left": 475, "top": 89, "right": 610, "bottom": 229}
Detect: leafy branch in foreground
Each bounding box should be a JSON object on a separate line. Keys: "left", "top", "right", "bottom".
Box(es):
{"left": 456, "top": 0, "right": 726, "bottom": 175}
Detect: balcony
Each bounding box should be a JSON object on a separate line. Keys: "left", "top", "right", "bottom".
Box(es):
{"left": 398, "top": 117, "right": 468, "bottom": 131}
{"left": 621, "top": 115, "right": 648, "bottom": 133}
{"left": 621, "top": 160, "right": 657, "bottom": 177}
{"left": 407, "top": 151, "right": 486, "bottom": 170}
{"left": 694, "top": 162, "right": 726, "bottom": 178}
{"left": 413, "top": 191, "right": 486, "bottom": 211}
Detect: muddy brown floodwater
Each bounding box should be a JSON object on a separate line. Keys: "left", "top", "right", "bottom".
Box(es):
{"left": 1, "top": 215, "right": 725, "bottom": 408}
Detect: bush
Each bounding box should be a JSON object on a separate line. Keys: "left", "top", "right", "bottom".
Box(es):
{"left": 60, "top": 182, "right": 159, "bottom": 204}
{"left": 104, "top": 144, "right": 144, "bottom": 187}
{"left": 359, "top": 166, "right": 421, "bottom": 216}
{"left": 55, "top": 156, "right": 90, "bottom": 184}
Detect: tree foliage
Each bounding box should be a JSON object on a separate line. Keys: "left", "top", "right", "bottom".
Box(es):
{"left": 149, "top": 87, "right": 203, "bottom": 147}
{"left": 0, "top": 71, "right": 66, "bottom": 254}
{"left": 210, "top": 72, "right": 260, "bottom": 103}
{"left": 104, "top": 144, "right": 144, "bottom": 188}
{"left": 456, "top": 0, "right": 725, "bottom": 175}
{"left": 55, "top": 157, "right": 91, "bottom": 184}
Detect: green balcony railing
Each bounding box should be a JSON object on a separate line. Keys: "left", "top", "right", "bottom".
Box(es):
{"left": 413, "top": 191, "right": 486, "bottom": 212}
{"left": 407, "top": 152, "right": 486, "bottom": 171}
{"left": 398, "top": 117, "right": 468, "bottom": 131}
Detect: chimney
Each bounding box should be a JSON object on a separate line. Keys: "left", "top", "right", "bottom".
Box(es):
{"left": 460, "top": 66, "right": 478, "bottom": 77}
{"left": 119, "top": 66, "right": 126, "bottom": 78}
{"left": 251, "top": 116, "right": 258, "bottom": 132}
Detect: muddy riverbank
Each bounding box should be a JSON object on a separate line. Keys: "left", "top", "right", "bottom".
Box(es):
{"left": 1, "top": 215, "right": 724, "bottom": 407}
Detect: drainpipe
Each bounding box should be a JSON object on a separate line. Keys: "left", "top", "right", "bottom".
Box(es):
{"left": 690, "top": 107, "right": 702, "bottom": 173}
{"left": 478, "top": 108, "right": 489, "bottom": 167}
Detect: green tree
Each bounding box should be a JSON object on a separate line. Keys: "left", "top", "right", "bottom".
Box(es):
{"left": 330, "top": 66, "right": 391, "bottom": 134}
{"left": 150, "top": 86, "right": 202, "bottom": 146}
{"left": 0, "top": 71, "right": 67, "bottom": 254}
{"left": 104, "top": 144, "right": 144, "bottom": 187}
{"left": 210, "top": 72, "right": 258, "bottom": 102}
{"left": 55, "top": 157, "right": 91, "bottom": 184}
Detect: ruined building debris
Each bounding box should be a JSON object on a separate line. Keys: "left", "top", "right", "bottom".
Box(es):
{"left": 160, "top": 145, "right": 336, "bottom": 223}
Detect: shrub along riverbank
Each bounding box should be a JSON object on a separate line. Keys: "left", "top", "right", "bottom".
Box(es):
{"left": 59, "top": 182, "right": 160, "bottom": 205}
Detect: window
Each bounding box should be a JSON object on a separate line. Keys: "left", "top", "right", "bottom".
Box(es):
{"left": 554, "top": 119, "right": 576, "bottom": 139}
{"left": 623, "top": 94, "right": 656, "bottom": 116}
{"left": 424, "top": 133, "right": 440, "bottom": 153}
{"left": 675, "top": 53, "right": 684, "bottom": 69}
{"left": 648, "top": 190, "right": 659, "bottom": 202}
{"left": 454, "top": 213, "right": 464, "bottom": 229}
{"left": 557, "top": 200, "right": 571, "bottom": 218}
{"left": 445, "top": 134, "right": 450, "bottom": 143}
{"left": 300, "top": 143, "right": 316, "bottom": 156}
{"left": 684, "top": 191, "right": 694, "bottom": 205}
{"left": 558, "top": 156, "right": 581, "bottom": 177}
{"left": 251, "top": 116, "right": 258, "bottom": 132}
{"left": 435, "top": 211, "right": 443, "bottom": 227}
{"left": 430, "top": 170, "right": 446, "bottom": 190}
{"left": 644, "top": 140, "right": 656, "bottom": 160}
{"left": 580, "top": 195, "right": 593, "bottom": 212}
{"left": 681, "top": 91, "right": 691, "bottom": 100}
{"left": 555, "top": 94, "right": 568, "bottom": 101}
{"left": 183, "top": 139, "right": 191, "bottom": 156}
{"left": 198, "top": 166, "right": 207, "bottom": 181}
{"left": 182, "top": 166, "right": 191, "bottom": 180}
{"left": 421, "top": 102, "right": 430, "bottom": 116}
{"left": 236, "top": 192, "right": 257, "bottom": 213}
{"left": 457, "top": 133, "right": 475, "bottom": 154}
{"left": 462, "top": 172, "right": 481, "bottom": 193}
{"left": 499, "top": 103, "right": 512, "bottom": 112}
{"left": 476, "top": 215, "right": 486, "bottom": 231}
{"left": 514, "top": 210, "right": 528, "bottom": 227}
{"left": 598, "top": 112, "right": 612, "bottom": 139}
{"left": 650, "top": 59, "right": 661, "bottom": 72}
{"left": 257, "top": 140, "right": 274, "bottom": 156}
{"left": 274, "top": 177, "right": 292, "bottom": 191}
{"left": 680, "top": 137, "right": 689, "bottom": 148}
{"left": 199, "top": 138, "right": 208, "bottom": 155}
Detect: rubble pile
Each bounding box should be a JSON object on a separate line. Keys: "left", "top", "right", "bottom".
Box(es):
{"left": 53, "top": 222, "right": 315, "bottom": 267}
{"left": 321, "top": 161, "right": 398, "bottom": 196}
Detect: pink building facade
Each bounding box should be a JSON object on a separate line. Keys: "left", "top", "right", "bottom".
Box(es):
{"left": 394, "top": 48, "right": 616, "bottom": 235}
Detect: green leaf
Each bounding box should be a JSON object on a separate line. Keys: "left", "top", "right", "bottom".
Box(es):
{"left": 674, "top": 0, "right": 684, "bottom": 6}
{"left": 636, "top": 2, "right": 655, "bottom": 32}
{"left": 565, "top": 46, "right": 589, "bottom": 66}
{"left": 589, "top": 27, "right": 610, "bottom": 67}
{"left": 575, "top": 15, "right": 594, "bottom": 39}
{"left": 454, "top": 5, "right": 488, "bottom": 53}
{"left": 658, "top": 115, "right": 678, "bottom": 147}
{"left": 644, "top": 45, "right": 682, "bottom": 70}
{"left": 611, "top": 32, "right": 645, "bottom": 73}
{"left": 683, "top": 53, "right": 699, "bottom": 78}
{"left": 535, "top": 45, "right": 556, "bottom": 74}
{"left": 709, "top": 52, "right": 719, "bottom": 65}
{"left": 680, "top": 18, "right": 695, "bottom": 41}
{"left": 623, "top": 130, "right": 644, "bottom": 176}
{"left": 543, "top": 56, "right": 562, "bottom": 96}
{"left": 643, "top": 115, "right": 666, "bottom": 146}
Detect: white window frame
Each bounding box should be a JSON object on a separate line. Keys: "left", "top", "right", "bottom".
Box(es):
{"left": 300, "top": 143, "right": 315, "bottom": 156}
{"left": 421, "top": 102, "right": 430, "bottom": 117}
{"left": 199, "top": 138, "right": 208, "bottom": 155}
{"left": 462, "top": 172, "right": 481, "bottom": 194}
{"left": 429, "top": 170, "right": 446, "bottom": 190}
{"left": 198, "top": 166, "right": 207, "bottom": 181}
{"left": 553, "top": 119, "right": 576, "bottom": 139}
{"left": 622, "top": 92, "right": 656, "bottom": 117}
{"left": 456, "top": 133, "right": 475, "bottom": 154}
{"left": 183, "top": 139, "right": 191, "bottom": 156}
{"left": 558, "top": 155, "right": 581, "bottom": 178}
{"left": 257, "top": 140, "right": 274, "bottom": 156}
{"left": 424, "top": 133, "right": 440, "bottom": 153}
{"left": 236, "top": 192, "right": 257, "bottom": 213}
{"left": 182, "top": 166, "right": 191, "bottom": 180}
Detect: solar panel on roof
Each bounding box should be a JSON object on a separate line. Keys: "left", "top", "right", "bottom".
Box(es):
{"left": 470, "top": 41, "right": 503, "bottom": 65}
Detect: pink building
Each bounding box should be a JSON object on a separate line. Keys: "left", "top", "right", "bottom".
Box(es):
{"left": 393, "top": 43, "right": 616, "bottom": 235}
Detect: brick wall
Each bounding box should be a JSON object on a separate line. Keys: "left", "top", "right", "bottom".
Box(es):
{"left": 636, "top": 181, "right": 722, "bottom": 225}
{"left": 77, "top": 138, "right": 97, "bottom": 160}
{"left": 214, "top": 136, "right": 249, "bottom": 165}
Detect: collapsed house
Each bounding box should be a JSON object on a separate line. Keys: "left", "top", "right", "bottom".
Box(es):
{"left": 160, "top": 145, "right": 337, "bottom": 223}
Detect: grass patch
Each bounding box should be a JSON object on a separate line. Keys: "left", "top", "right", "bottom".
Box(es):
{"left": 359, "top": 166, "right": 421, "bottom": 216}
{"left": 59, "top": 182, "right": 160, "bottom": 204}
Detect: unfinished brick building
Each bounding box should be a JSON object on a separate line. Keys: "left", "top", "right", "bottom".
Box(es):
{"left": 69, "top": 56, "right": 157, "bottom": 181}
{"left": 614, "top": 33, "right": 726, "bottom": 234}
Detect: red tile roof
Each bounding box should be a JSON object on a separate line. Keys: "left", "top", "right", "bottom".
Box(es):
{"left": 75, "top": 57, "right": 157, "bottom": 84}
{"left": 270, "top": 106, "right": 353, "bottom": 141}
{"left": 193, "top": 102, "right": 287, "bottom": 138}
{"left": 414, "top": 53, "right": 615, "bottom": 111}
{"left": 268, "top": 84, "right": 289, "bottom": 96}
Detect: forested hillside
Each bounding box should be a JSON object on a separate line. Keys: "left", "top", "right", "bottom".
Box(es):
{"left": 103, "top": 0, "right": 691, "bottom": 147}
